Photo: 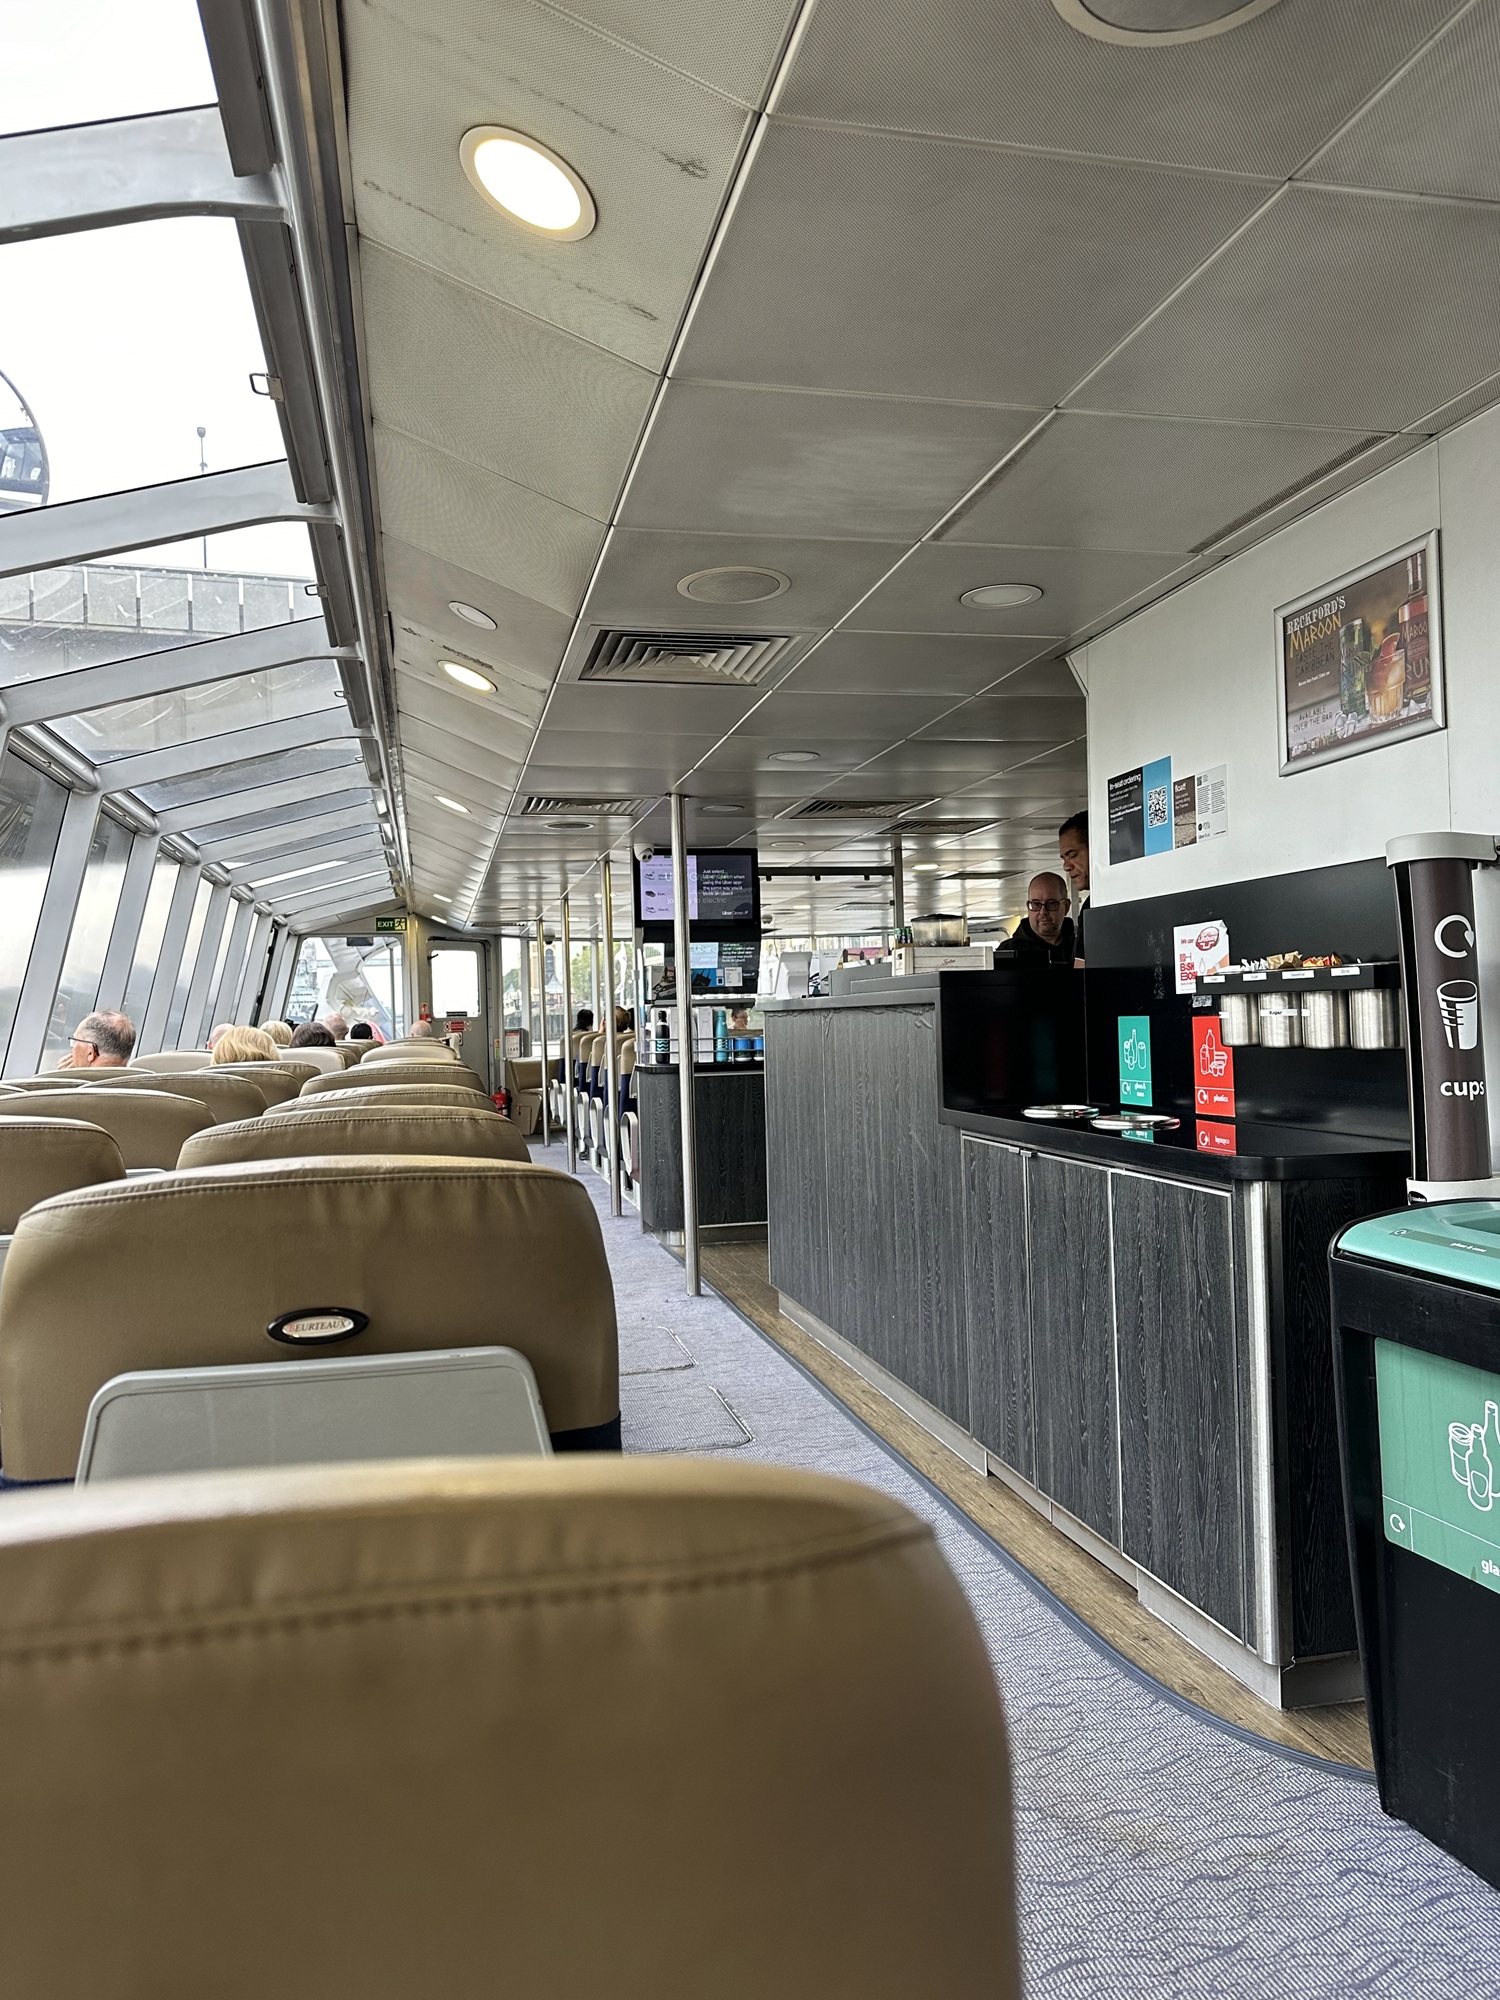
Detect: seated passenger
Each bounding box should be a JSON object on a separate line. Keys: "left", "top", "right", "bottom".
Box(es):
{"left": 348, "top": 1022, "right": 375, "bottom": 1041}
{"left": 574, "top": 1008, "right": 594, "bottom": 1033}
{"left": 206, "top": 1023, "right": 235, "bottom": 1051}
{"left": 211, "top": 1026, "right": 278, "bottom": 1064}
{"left": 56, "top": 1011, "right": 135, "bottom": 1070}
{"left": 994, "top": 872, "right": 1075, "bottom": 967}
{"left": 614, "top": 1006, "right": 632, "bottom": 1035}
{"left": 264, "top": 1020, "right": 294, "bottom": 1049}
{"left": 408, "top": 1020, "right": 438, "bottom": 1040}
{"left": 321, "top": 1012, "right": 348, "bottom": 1041}
{"left": 290, "top": 1023, "right": 336, "bottom": 1049}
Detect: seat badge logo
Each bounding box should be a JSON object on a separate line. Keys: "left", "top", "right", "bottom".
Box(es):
{"left": 266, "top": 1307, "right": 369, "bottom": 1346}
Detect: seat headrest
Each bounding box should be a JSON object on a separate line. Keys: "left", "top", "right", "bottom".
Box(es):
{"left": 69, "top": 1068, "right": 268, "bottom": 1125}
{"left": 278, "top": 1045, "right": 344, "bottom": 1072}
{"left": 128, "top": 1051, "right": 212, "bottom": 1072}
{"left": 0, "top": 1157, "right": 616, "bottom": 1478}
{"left": 300, "top": 1063, "right": 486, "bottom": 1098}
{"left": 179, "top": 1104, "right": 530, "bottom": 1169}
{"left": 0, "top": 1457, "right": 1016, "bottom": 1995}
{"left": 362, "top": 1040, "right": 459, "bottom": 1064}
{"left": 0, "top": 1088, "right": 210, "bottom": 1170}
{"left": 266, "top": 1082, "right": 492, "bottom": 1117}
{"left": 204, "top": 1061, "right": 317, "bottom": 1107}
{"left": 0, "top": 1119, "right": 126, "bottom": 1232}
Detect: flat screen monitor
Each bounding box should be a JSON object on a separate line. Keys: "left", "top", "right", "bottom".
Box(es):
{"left": 634, "top": 850, "right": 759, "bottom": 930}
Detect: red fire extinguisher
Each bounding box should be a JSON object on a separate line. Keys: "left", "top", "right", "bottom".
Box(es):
{"left": 493, "top": 1086, "right": 510, "bottom": 1117}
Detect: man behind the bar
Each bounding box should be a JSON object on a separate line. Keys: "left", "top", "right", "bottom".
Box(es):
{"left": 996, "top": 873, "right": 1075, "bottom": 966}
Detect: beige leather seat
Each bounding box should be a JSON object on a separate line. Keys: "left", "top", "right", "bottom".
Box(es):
{"left": 205, "top": 1060, "right": 318, "bottom": 1107}
{"left": 362, "top": 1038, "right": 459, "bottom": 1064}
{"left": 179, "top": 1103, "right": 531, "bottom": 1168}
{"left": 267, "top": 1082, "right": 492, "bottom": 1117}
{"left": 282, "top": 1044, "right": 344, "bottom": 1073}
{"left": 333, "top": 1041, "right": 369, "bottom": 1065}
{"left": 504, "top": 1056, "right": 544, "bottom": 1135}
{"left": 0, "top": 1088, "right": 211, "bottom": 1170}
{"left": 301, "top": 1061, "right": 487, "bottom": 1099}
{"left": 69, "top": 1067, "right": 268, "bottom": 1125}
{"left": 129, "top": 1050, "right": 212, "bottom": 1072}
{"left": 0, "top": 1458, "right": 1017, "bottom": 1996}
{"left": 0, "top": 1157, "right": 618, "bottom": 1478}
{"left": 0, "top": 1119, "right": 125, "bottom": 1232}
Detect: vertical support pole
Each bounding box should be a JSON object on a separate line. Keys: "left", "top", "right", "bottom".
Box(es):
{"left": 560, "top": 893, "right": 576, "bottom": 1174}
{"left": 589, "top": 936, "right": 600, "bottom": 1028}
{"left": 670, "top": 792, "right": 700, "bottom": 1295}
{"left": 96, "top": 830, "right": 160, "bottom": 1016}
{"left": 4, "top": 785, "right": 102, "bottom": 1076}
{"left": 518, "top": 929, "right": 533, "bottom": 1058}
{"left": 263, "top": 923, "right": 296, "bottom": 1024}
{"left": 602, "top": 860, "right": 622, "bottom": 1216}
{"left": 891, "top": 828, "right": 906, "bottom": 934}
{"left": 138, "top": 862, "right": 202, "bottom": 1054}
{"left": 536, "top": 922, "right": 551, "bottom": 1148}
{"left": 233, "top": 910, "right": 274, "bottom": 1022}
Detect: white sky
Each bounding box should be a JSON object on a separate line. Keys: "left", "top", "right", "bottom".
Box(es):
{"left": 0, "top": 0, "right": 315, "bottom": 575}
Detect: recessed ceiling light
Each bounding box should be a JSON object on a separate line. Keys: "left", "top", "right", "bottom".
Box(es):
{"left": 460, "top": 126, "right": 596, "bottom": 239}
{"left": 1051, "top": 0, "right": 1280, "bottom": 41}
{"left": 766, "top": 750, "right": 821, "bottom": 765}
{"left": 441, "top": 659, "right": 496, "bottom": 694}
{"left": 913, "top": 863, "right": 942, "bottom": 872}
{"left": 960, "top": 583, "right": 1044, "bottom": 609}
{"left": 433, "top": 894, "right": 452, "bottom": 903}
{"left": 434, "top": 794, "right": 471, "bottom": 815}
{"left": 699, "top": 802, "right": 747, "bottom": 815}
{"left": 544, "top": 818, "right": 594, "bottom": 831}
{"left": 448, "top": 600, "right": 497, "bottom": 630}
{"left": 676, "top": 565, "right": 791, "bottom": 604}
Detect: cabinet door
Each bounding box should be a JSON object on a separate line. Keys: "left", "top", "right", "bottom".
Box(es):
{"left": 1028, "top": 1154, "right": 1119, "bottom": 1544}
{"left": 1113, "top": 1172, "right": 1250, "bottom": 1643}
{"left": 764, "top": 1013, "right": 832, "bottom": 1324}
{"left": 963, "top": 1138, "right": 1033, "bottom": 1480}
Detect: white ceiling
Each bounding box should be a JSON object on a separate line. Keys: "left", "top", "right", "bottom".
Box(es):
{"left": 336, "top": 0, "right": 1500, "bottom": 934}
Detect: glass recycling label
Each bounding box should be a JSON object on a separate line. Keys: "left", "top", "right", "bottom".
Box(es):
{"left": 1376, "top": 1339, "right": 1500, "bottom": 1594}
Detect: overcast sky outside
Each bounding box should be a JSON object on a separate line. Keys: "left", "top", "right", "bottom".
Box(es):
{"left": 0, "top": 0, "right": 315, "bottom": 575}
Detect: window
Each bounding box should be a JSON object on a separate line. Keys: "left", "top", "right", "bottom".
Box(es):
{"left": 40, "top": 810, "right": 133, "bottom": 1065}
{"left": 0, "top": 0, "right": 215, "bottom": 138}
{"left": 134, "top": 740, "right": 362, "bottom": 815}
{"left": 53, "top": 661, "right": 345, "bottom": 763}
{"left": 431, "top": 946, "right": 481, "bottom": 1019}
{"left": 287, "top": 936, "right": 405, "bottom": 1039}
{"left": 0, "top": 750, "right": 68, "bottom": 1062}
{"left": 121, "top": 853, "right": 179, "bottom": 1028}
{"left": 163, "top": 875, "right": 212, "bottom": 1046}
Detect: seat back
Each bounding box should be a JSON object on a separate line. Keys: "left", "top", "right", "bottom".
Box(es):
{"left": 202, "top": 1061, "right": 317, "bottom": 1107}
{"left": 129, "top": 1050, "right": 213, "bottom": 1072}
{"left": 0, "top": 1459, "right": 1017, "bottom": 1996}
{"left": 0, "top": 1157, "right": 618, "bottom": 1478}
{"left": 179, "top": 1104, "right": 530, "bottom": 1168}
{"left": 333, "top": 1041, "right": 369, "bottom": 1064}
{"left": 74, "top": 1067, "right": 268, "bottom": 1125}
{"left": 282, "top": 1045, "right": 344, "bottom": 1073}
{"left": 0, "top": 1089, "right": 211, "bottom": 1170}
{"left": 362, "top": 1039, "right": 459, "bottom": 1064}
{"left": 266, "top": 1082, "right": 492, "bottom": 1117}
{"left": 301, "top": 1062, "right": 487, "bottom": 1099}
{"left": 0, "top": 1119, "right": 126, "bottom": 1232}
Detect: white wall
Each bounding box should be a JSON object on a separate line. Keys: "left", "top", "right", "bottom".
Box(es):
{"left": 1076, "top": 404, "right": 1500, "bottom": 908}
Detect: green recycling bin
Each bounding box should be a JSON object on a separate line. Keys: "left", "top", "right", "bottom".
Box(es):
{"left": 1332, "top": 1202, "right": 1500, "bottom": 1888}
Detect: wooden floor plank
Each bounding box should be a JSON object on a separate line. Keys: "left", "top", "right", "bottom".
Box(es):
{"left": 700, "top": 1238, "right": 1374, "bottom": 1773}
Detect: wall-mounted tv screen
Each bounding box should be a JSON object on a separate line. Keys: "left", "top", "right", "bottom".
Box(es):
{"left": 634, "top": 850, "right": 759, "bottom": 930}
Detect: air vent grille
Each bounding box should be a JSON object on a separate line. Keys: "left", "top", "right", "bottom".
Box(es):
{"left": 1190, "top": 436, "right": 1385, "bottom": 554}
{"left": 582, "top": 629, "right": 795, "bottom": 687}
{"left": 517, "top": 795, "right": 649, "bottom": 818}
{"left": 894, "top": 818, "right": 997, "bottom": 836}
{"left": 789, "top": 799, "right": 919, "bottom": 819}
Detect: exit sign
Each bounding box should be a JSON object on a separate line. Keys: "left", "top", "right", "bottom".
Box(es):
{"left": 375, "top": 916, "right": 408, "bottom": 932}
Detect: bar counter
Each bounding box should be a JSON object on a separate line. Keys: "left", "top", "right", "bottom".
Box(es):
{"left": 760, "top": 982, "right": 1408, "bottom": 1707}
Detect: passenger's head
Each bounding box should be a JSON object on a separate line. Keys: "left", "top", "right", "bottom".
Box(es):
{"left": 1058, "top": 812, "right": 1090, "bottom": 897}
{"left": 1024, "top": 872, "right": 1070, "bottom": 946}
{"left": 320, "top": 1011, "right": 348, "bottom": 1040}
{"left": 59, "top": 1010, "right": 135, "bottom": 1069}
{"left": 263, "top": 1019, "right": 293, "bottom": 1048}
{"left": 574, "top": 1009, "right": 594, "bottom": 1032}
{"left": 614, "top": 1006, "right": 631, "bottom": 1034}
{"left": 289, "top": 1022, "right": 336, "bottom": 1048}
{"left": 211, "top": 1026, "right": 278, "bottom": 1064}
{"left": 206, "top": 1022, "right": 235, "bottom": 1051}
{"left": 348, "top": 1022, "right": 374, "bottom": 1040}
{"left": 409, "top": 1020, "right": 437, "bottom": 1039}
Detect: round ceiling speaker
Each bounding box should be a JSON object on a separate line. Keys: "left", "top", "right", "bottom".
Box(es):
{"left": 676, "top": 566, "right": 791, "bottom": 604}
{"left": 960, "top": 583, "right": 1044, "bottom": 608}
{"left": 1051, "top": 0, "right": 1281, "bottom": 42}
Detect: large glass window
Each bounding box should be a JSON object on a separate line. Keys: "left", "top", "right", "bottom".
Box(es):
{"left": 201, "top": 905, "right": 241, "bottom": 1032}
{"left": 164, "top": 876, "right": 212, "bottom": 1046}
{"left": 121, "top": 853, "right": 180, "bottom": 1028}
{"left": 0, "top": 750, "right": 69, "bottom": 1062}
{"left": 40, "top": 809, "right": 133, "bottom": 1065}
{"left": 134, "top": 741, "right": 362, "bottom": 815}
{"left": 285, "top": 936, "right": 405, "bottom": 1038}
{"left": 52, "top": 661, "right": 345, "bottom": 763}
{"left": 0, "top": 0, "right": 215, "bottom": 138}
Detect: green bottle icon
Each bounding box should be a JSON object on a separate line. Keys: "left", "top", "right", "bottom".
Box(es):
{"left": 1451, "top": 1401, "right": 1500, "bottom": 1512}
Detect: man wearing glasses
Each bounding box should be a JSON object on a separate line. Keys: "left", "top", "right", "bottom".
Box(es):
{"left": 997, "top": 873, "right": 1075, "bottom": 966}
{"left": 57, "top": 1011, "right": 135, "bottom": 1069}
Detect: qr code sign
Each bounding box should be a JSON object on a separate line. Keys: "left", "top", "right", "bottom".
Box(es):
{"left": 1146, "top": 785, "right": 1169, "bottom": 829}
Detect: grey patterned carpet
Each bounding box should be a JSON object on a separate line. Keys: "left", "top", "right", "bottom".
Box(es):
{"left": 568, "top": 1156, "right": 1500, "bottom": 1999}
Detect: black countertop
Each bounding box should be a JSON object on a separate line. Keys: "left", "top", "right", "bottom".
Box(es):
{"left": 945, "top": 1105, "right": 1409, "bottom": 1184}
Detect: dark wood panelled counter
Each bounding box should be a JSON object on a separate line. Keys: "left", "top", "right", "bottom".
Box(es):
{"left": 761, "top": 987, "right": 1407, "bottom": 1708}
{"left": 635, "top": 1063, "right": 767, "bottom": 1238}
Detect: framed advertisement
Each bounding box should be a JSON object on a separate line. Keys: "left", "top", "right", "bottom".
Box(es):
{"left": 1276, "top": 531, "right": 1442, "bottom": 775}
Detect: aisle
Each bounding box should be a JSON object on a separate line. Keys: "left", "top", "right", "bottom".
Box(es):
{"left": 564, "top": 1152, "right": 1500, "bottom": 2000}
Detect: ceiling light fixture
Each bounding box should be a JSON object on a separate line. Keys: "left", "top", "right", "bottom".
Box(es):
{"left": 433, "top": 894, "right": 452, "bottom": 903}
{"left": 448, "top": 600, "right": 497, "bottom": 630}
{"left": 434, "top": 794, "right": 471, "bottom": 815}
{"left": 676, "top": 566, "right": 791, "bottom": 604}
{"left": 699, "top": 802, "right": 748, "bottom": 815}
{"left": 460, "top": 127, "right": 596, "bottom": 239}
{"left": 960, "top": 583, "right": 1044, "bottom": 609}
{"left": 766, "top": 750, "right": 821, "bottom": 765}
{"left": 913, "top": 863, "right": 942, "bottom": 872}
{"left": 441, "top": 659, "right": 496, "bottom": 694}
{"left": 1051, "top": 0, "right": 1281, "bottom": 43}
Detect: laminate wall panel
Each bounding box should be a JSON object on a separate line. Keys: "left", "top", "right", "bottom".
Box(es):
{"left": 636, "top": 1067, "right": 767, "bottom": 1234}
{"left": 1028, "top": 1154, "right": 1119, "bottom": 1545}
{"left": 885, "top": 1008, "right": 969, "bottom": 1429}
{"left": 962, "top": 1137, "right": 1033, "bottom": 1480}
{"left": 764, "top": 1013, "right": 833, "bottom": 1324}
{"left": 1113, "top": 1174, "right": 1250, "bottom": 1642}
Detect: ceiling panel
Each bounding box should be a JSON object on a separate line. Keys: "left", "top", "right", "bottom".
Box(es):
{"left": 945, "top": 409, "right": 1390, "bottom": 555}
{"left": 833, "top": 740, "right": 1062, "bottom": 781}
{"left": 362, "top": 244, "right": 655, "bottom": 521}
{"left": 581, "top": 526, "right": 908, "bottom": 631}
{"left": 913, "top": 695, "right": 1086, "bottom": 742}
{"left": 674, "top": 122, "right": 1272, "bottom": 406}
{"left": 1308, "top": 4, "right": 1500, "bottom": 202}
{"left": 541, "top": 681, "right": 767, "bottom": 735}
{"left": 849, "top": 541, "right": 1185, "bottom": 635}
{"left": 783, "top": 630, "right": 1060, "bottom": 696}
{"left": 619, "top": 381, "right": 1040, "bottom": 539}
{"left": 733, "top": 689, "right": 962, "bottom": 737}
{"left": 546, "top": 0, "right": 799, "bottom": 103}
{"left": 185, "top": 788, "right": 376, "bottom": 846}
{"left": 397, "top": 677, "right": 539, "bottom": 764}
{"left": 375, "top": 429, "right": 606, "bottom": 617}
{"left": 345, "top": 0, "right": 755, "bottom": 370}
{"left": 382, "top": 537, "right": 573, "bottom": 683}
{"left": 771, "top": 0, "right": 1458, "bottom": 179}
{"left": 1076, "top": 184, "right": 1500, "bottom": 432}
